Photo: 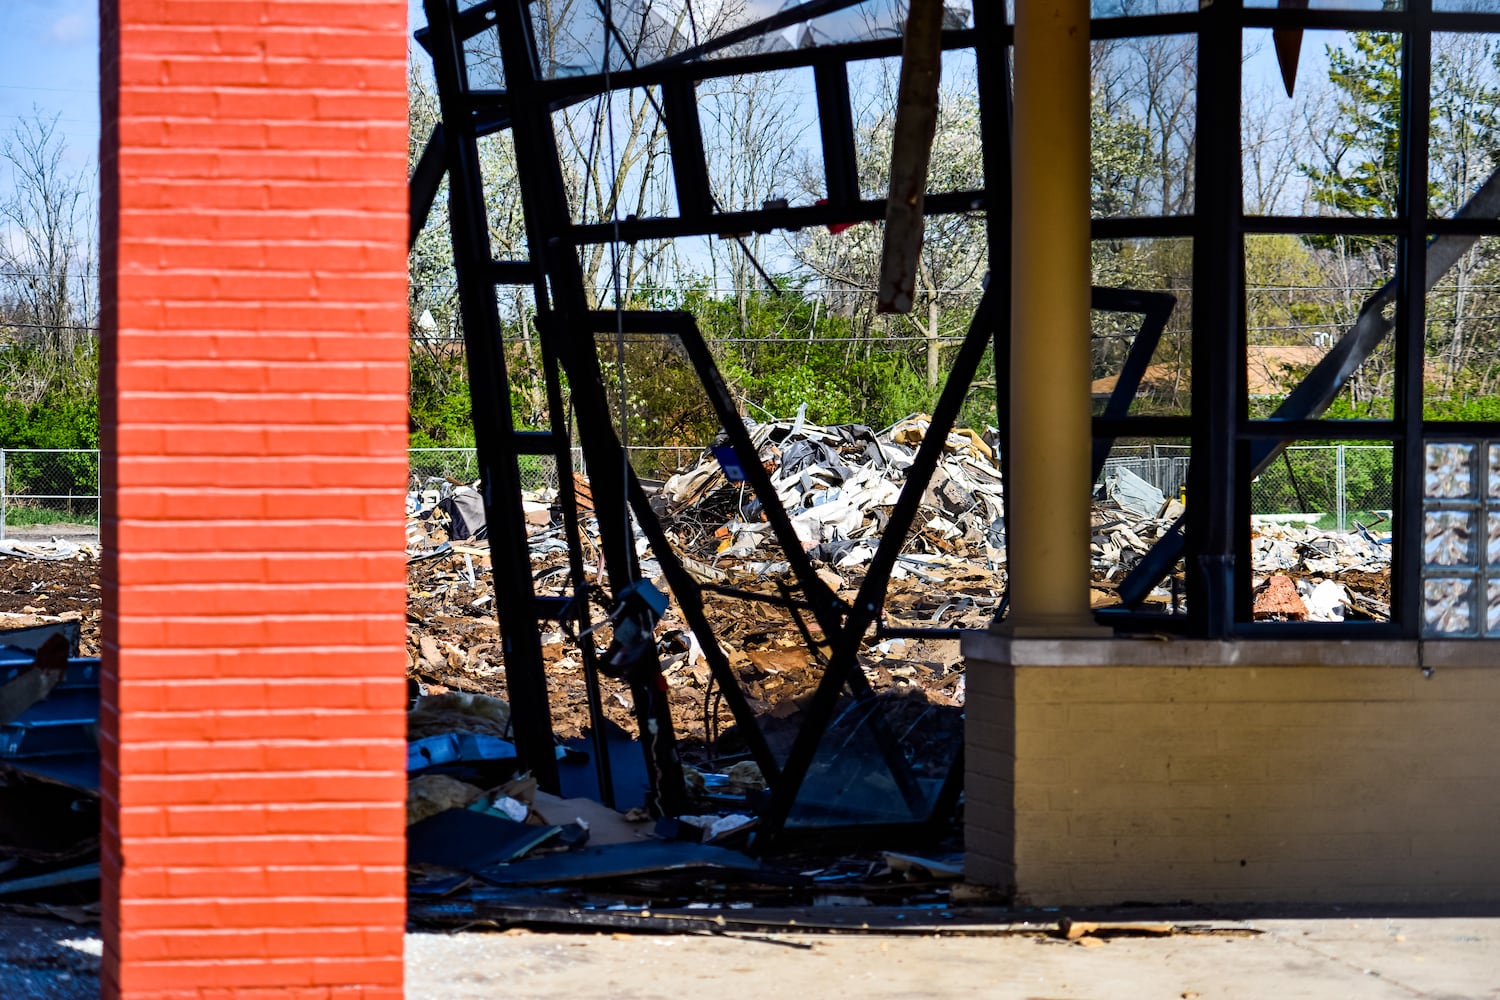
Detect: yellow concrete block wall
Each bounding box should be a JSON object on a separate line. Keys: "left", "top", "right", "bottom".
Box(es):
{"left": 964, "top": 640, "right": 1500, "bottom": 905}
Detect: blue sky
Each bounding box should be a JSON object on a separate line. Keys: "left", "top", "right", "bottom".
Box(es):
{"left": 0, "top": 2, "right": 1316, "bottom": 217}
{"left": 0, "top": 1, "right": 429, "bottom": 182}
{"left": 0, "top": 0, "right": 100, "bottom": 176}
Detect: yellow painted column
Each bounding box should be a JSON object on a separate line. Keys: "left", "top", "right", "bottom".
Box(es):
{"left": 1006, "top": 0, "right": 1100, "bottom": 635}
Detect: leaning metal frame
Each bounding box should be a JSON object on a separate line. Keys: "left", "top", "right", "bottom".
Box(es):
{"left": 410, "top": 0, "right": 1500, "bottom": 840}
{"left": 415, "top": 0, "right": 1021, "bottom": 840}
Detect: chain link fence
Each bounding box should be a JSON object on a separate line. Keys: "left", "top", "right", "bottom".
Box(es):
{"left": 1098, "top": 444, "right": 1393, "bottom": 530}
{"left": 409, "top": 447, "right": 591, "bottom": 493}
{"left": 1100, "top": 444, "right": 1192, "bottom": 499}
{"left": 0, "top": 444, "right": 1395, "bottom": 537}
{"left": 409, "top": 445, "right": 709, "bottom": 490}
{"left": 0, "top": 448, "right": 704, "bottom": 536}
{"left": 0, "top": 449, "right": 101, "bottom": 538}
{"left": 1249, "top": 445, "right": 1393, "bottom": 531}
{"left": 578, "top": 445, "right": 704, "bottom": 483}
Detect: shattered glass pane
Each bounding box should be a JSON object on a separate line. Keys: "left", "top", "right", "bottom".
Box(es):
{"left": 1424, "top": 510, "right": 1476, "bottom": 568}
{"left": 699, "top": 0, "right": 973, "bottom": 62}
{"left": 1425, "top": 577, "right": 1475, "bottom": 635}
{"left": 784, "top": 675, "right": 959, "bottom": 828}
{"left": 1093, "top": 0, "right": 1195, "bottom": 12}
{"left": 531, "top": 0, "right": 694, "bottom": 78}
{"left": 1425, "top": 442, "right": 1475, "bottom": 499}
{"left": 464, "top": 21, "right": 507, "bottom": 89}
{"left": 773, "top": 0, "right": 971, "bottom": 53}
{"left": 1245, "top": 0, "right": 1396, "bottom": 8}
{"left": 528, "top": 0, "right": 974, "bottom": 76}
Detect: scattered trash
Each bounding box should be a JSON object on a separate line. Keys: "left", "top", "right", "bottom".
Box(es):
{"left": 470, "top": 840, "right": 762, "bottom": 887}
{"left": 409, "top": 691, "right": 512, "bottom": 741}
{"left": 407, "top": 774, "right": 485, "bottom": 826}
{"left": 407, "top": 808, "right": 562, "bottom": 869}
{"left": 1104, "top": 465, "right": 1166, "bottom": 520}
{"left": 530, "top": 792, "right": 653, "bottom": 846}
{"left": 0, "top": 539, "right": 96, "bottom": 562}
{"left": 883, "top": 851, "right": 963, "bottom": 881}
{"left": 407, "top": 732, "right": 517, "bottom": 774}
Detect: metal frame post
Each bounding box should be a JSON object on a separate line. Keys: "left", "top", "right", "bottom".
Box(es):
{"left": 1337, "top": 445, "right": 1347, "bottom": 531}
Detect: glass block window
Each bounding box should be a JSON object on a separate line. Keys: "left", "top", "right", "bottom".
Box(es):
{"left": 1422, "top": 440, "right": 1500, "bottom": 637}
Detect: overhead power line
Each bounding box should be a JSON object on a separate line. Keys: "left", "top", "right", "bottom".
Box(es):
{"left": 0, "top": 84, "right": 96, "bottom": 95}
{"left": 3, "top": 322, "right": 98, "bottom": 333}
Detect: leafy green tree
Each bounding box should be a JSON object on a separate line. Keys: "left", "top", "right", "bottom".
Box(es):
{"left": 1298, "top": 33, "right": 1409, "bottom": 410}
{"left": 1300, "top": 31, "right": 1500, "bottom": 410}
{"left": 1304, "top": 32, "right": 1403, "bottom": 226}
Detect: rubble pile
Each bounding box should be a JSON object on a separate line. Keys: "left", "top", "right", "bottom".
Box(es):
{"left": 1089, "top": 494, "right": 1184, "bottom": 611}
{"left": 403, "top": 535, "right": 970, "bottom": 757}
{"left": 0, "top": 548, "right": 101, "bottom": 656}
{"left": 0, "top": 424, "right": 1398, "bottom": 921}
{"left": 402, "top": 415, "right": 1005, "bottom": 761}
{"left": 1248, "top": 518, "right": 1392, "bottom": 621}
{"left": 656, "top": 414, "right": 1005, "bottom": 573}
{"left": 1089, "top": 465, "right": 1392, "bottom": 620}
{"left": 403, "top": 416, "right": 1397, "bottom": 762}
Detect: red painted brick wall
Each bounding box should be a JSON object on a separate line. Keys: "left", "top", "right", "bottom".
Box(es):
{"left": 99, "top": 1, "right": 410, "bottom": 995}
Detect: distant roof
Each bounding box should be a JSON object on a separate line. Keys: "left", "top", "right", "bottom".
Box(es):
{"left": 1091, "top": 344, "right": 1327, "bottom": 400}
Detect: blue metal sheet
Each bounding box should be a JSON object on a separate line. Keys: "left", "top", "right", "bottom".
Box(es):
{"left": 0, "top": 754, "right": 100, "bottom": 793}
{"left": 473, "top": 841, "right": 761, "bottom": 886}
{"left": 407, "top": 732, "right": 517, "bottom": 773}
{"left": 407, "top": 809, "right": 560, "bottom": 870}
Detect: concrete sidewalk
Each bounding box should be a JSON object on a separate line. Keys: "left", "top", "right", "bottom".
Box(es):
{"left": 406, "top": 915, "right": 1500, "bottom": 1000}
{"left": 4, "top": 912, "right": 1497, "bottom": 998}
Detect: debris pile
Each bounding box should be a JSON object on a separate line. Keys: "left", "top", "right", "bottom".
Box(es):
{"left": 1088, "top": 487, "right": 1185, "bottom": 611}
{"left": 0, "top": 546, "right": 100, "bottom": 657}
{"left": 402, "top": 414, "right": 996, "bottom": 765}
{"left": 656, "top": 414, "right": 1005, "bottom": 572}
{"left": 403, "top": 533, "right": 970, "bottom": 759}
{"left": 398, "top": 685, "right": 977, "bottom": 926}
{"left": 1248, "top": 518, "right": 1391, "bottom": 621}
{"left": 1088, "top": 466, "right": 1391, "bottom": 620}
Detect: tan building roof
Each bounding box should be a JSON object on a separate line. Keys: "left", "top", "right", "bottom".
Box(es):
{"left": 1091, "top": 344, "right": 1328, "bottom": 399}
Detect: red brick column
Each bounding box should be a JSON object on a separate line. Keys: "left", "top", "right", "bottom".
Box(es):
{"left": 99, "top": 1, "right": 410, "bottom": 995}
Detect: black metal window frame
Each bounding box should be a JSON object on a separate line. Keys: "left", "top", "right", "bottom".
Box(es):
{"left": 414, "top": 0, "right": 1020, "bottom": 840}
{"left": 1093, "top": 0, "right": 1500, "bottom": 639}
{"left": 410, "top": 0, "right": 1500, "bottom": 841}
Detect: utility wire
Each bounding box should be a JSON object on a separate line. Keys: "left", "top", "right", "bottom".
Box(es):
{"left": 2, "top": 322, "right": 97, "bottom": 332}
{"left": 0, "top": 85, "right": 96, "bottom": 95}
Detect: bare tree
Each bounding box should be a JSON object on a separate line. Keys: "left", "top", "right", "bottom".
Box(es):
{"left": 698, "top": 61, "right": 816, "bottom": 325}
{"left": 0, "top": 109, "right": 96, "bottom": 401}
{"left": 1242, "top": 75, "right": 1313, "bottom": 215}
{"left": 789, "top": 58, "right": 987, "bottom": 388}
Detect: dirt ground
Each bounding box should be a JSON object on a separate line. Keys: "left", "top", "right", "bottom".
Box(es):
{"left": 403, "top": 542, "right": 970, "bottom": 769}
{"left": 0, "top": 549, "right": 101, "bottom": 655}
